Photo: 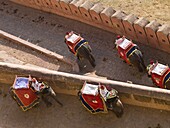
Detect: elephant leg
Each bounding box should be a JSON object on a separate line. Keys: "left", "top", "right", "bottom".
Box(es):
{"left": 138, "top": 54, "right": 146, "bottom": 70}
{"left": 40, "top": 89, "right": 53, "bottom": 107}
{"left": 89, "top": 54, "right": 96, "bottom": 67}
{"left": 111, "top": 99, "right": 124, "bottom": 118}
{"left": 41, "top": 95, "right": 52, "bottom": 107}
{"left": 77, "top": 45, "right": 96, "bottom": 68}
{"left": 165, "top": 80, "right": 170, "bottom": 89}
{"left": 129, "top": 52, "right": 144, "bottom": 72}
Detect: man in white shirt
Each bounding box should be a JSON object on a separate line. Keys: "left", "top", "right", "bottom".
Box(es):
{"left": 30, "top": 78, "right": 44, "bottom": 92}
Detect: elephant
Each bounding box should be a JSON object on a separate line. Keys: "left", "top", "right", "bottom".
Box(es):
{"left": 114, "top": 36, "right": 146, "bottom": 72}
{"left": 76, "top": 43, "right": 96, "bottom": 68}
{"left": 65, "top": 31, "right": 96, "bottom": 69}
{"left": 128, "top": 49, "right": 146, "bottom": 72}
{"left": 35, "top": 82, "right": 63, "bottom": 107}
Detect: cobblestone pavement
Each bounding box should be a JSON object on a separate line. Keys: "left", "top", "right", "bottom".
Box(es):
{"left": 0, "top": 0, "right": 170, "bottom": 87}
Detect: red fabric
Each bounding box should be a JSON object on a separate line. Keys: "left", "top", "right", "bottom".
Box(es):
{"left": 117, "top": 43, "right": 135, "bottom": 64}
{"left": 82, "top": 94, "right": 105, "bottom": 111}
{"left": 13, "top": 88, "right": 38, "bottom": 107}
{"left": 152, "top": 69, "right": 170, "bottom": 88}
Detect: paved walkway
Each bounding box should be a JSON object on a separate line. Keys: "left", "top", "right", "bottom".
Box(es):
{"left": 0, "top": 85, "right": 169, "bottom": 128}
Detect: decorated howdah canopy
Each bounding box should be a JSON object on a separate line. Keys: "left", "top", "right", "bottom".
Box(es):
{"left": 10, "top": 75, "right": 39, "bottom": 111}
{"left": 79, "top": 82, "right": 107, "bottom": 114}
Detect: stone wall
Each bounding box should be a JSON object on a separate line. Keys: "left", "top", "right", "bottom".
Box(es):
{"left": 1, "top": 62, "right": 170, "bottom": 111}
{"left": 10, "top": 0, "right": 170, "bottom": 53}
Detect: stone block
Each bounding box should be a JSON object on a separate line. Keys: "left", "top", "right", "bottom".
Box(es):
{"left": 34, "top": 0, "right": 45, "bottom": 8}
{"left": 24, "top": 0, "right": 40, "bottom": 9}
{"left": 10, "top": 0, "right": 22, "bottom": 2}
{"left": 157, "top": 24, "right": 170, "bottom": 45}
{"left": 79, "top": 0, "right": 94, "bottom": 21}
{"left": 89, "top": 3, "right": 105, "bottom": 24}
{"left": 133, "top": 95, "right": 152, "bottom": 103}
{"left": 12, "top": 0, "right": 35, "bottom": 8}
{"left": 153, "top": 98, "right": 166, "bottom": 105}
{"left": 69, "top": 0, "right": 85, "bottom": 17}
{"left": 11, "top": 0, "right": 25, "bottom": 4}
{"left": 41, "top": 0, "right": 53, "bottom": 8}
{"left": 50, "top": 0, "right": 62, "bottom": 11}
{"left": 111, "top": 10, "right": 127, "bottom": 35}
{"left": 100, "top": 7, "right": 116, "bottom": 27}
{"left": 134, "top": 17, "right": 150, "bottom": 44}
{"left": 145, "top": 20, "right": 161, "bottom": 48}
{"left": 59, "top": 0, "right": 73, "bottom": 14}
{"left": 119, "top": 92, "right": 131, "bottom": 99}
{"left": 28, "top": 0, "right": 37, "bottom": 5}
{"left": 157, "top": 24, "right": 170, "bottom": 53}
{"left": 122, "top": 14, "right": 138, "bottom": 40}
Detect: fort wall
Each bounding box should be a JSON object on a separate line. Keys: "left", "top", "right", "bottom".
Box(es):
{"left": 10, "top": 0, "right": 170, "bottom": 53}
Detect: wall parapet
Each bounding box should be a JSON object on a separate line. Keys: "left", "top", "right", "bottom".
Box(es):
{"left": 9, "top": 0, "right": 170, "bottom": 53}
{"left": 1, "top": 62, "right": 170, "bottom": 111}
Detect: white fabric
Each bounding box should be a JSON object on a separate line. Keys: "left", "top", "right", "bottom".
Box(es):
{"left": 31, "top": 80, "right": 42, "bottom": 92}
{"left": 13, "top": 77, "right": 29, "bottom": 89}
{"left": 81, "top": 83, "right": 99, "bottom": 96}
{"left": 151, "top": 63, "right": 169, "bottom": 76}
{"left": 99, "top": 86, "right": 109, "bottom": 101}
{"left": 118, "top": 38, "right": 132, "bottom": 49}
{"left": 67, "top": 33, "right": 80, "bottom": 44}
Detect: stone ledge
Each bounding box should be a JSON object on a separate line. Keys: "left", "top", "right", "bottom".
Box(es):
{"left": 0, "top": 30, "right": 79, "bottom": 73}
{"left": 1, "top": 62, "right": 170, "bottom": 111}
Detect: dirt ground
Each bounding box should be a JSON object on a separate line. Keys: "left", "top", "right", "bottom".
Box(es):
{"left": 90, "top": 0, "right": 170, "bottom": 25}
{"left": 0, "top": 87, "right": 170, "bottom": 128}
{"left": 0, "top": 0, "right": 170, "bottom": 128}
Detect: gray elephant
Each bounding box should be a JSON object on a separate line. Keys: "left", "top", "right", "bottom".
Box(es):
{"left": 114, "top": 35, "right": 146, "bottom": 72}
{"left": 65, "top": 31, "right": 96, "bottom": 68}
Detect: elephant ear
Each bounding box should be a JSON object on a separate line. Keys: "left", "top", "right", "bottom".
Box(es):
{"left": 109, "top": 88, "right": 118, "bottom": 96}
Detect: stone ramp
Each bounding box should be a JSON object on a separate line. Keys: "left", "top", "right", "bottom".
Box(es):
{"left": 0, "top": 30, "right": 78, "bottom": 72}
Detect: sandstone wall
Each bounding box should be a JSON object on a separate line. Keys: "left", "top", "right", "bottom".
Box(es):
{"left": 10, "top": 0, "right": 170, "bottom": 53}
{"left": 1, "top": 62, "right": 170, "bottom": 111}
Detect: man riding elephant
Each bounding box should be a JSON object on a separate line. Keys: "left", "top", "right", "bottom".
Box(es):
{"left": 64, "top": 31, "right": 96, "bottom": 68}
{"left": 29, "top": 78, "right": 63, "bottom": 107}
{"left": 114, "top": 35, "right": 146, "bottom": 72}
